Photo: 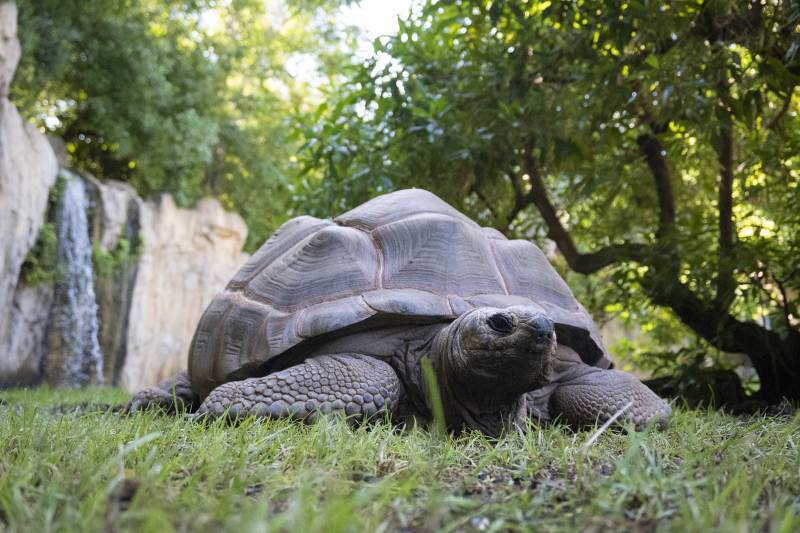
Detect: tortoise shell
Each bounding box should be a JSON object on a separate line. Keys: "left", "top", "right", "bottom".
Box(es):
{"left": 188, "top": 189, "right": 610, "bottom": 396}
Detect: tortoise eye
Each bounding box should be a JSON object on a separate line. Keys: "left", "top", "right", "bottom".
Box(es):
{"left": 487, "top": 313, "right": 514, "bottom": 333}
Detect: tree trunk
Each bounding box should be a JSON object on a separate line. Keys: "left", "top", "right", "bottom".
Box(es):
{"left": 642, "top": 273, "right": 800, "bottom": 403}
{"left": 741, "top": 329, "right": 800, "bottom": 403}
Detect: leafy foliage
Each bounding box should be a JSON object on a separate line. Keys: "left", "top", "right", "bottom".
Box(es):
{"left": 18, "top": 222, "right": 58, "bottom": 286}
{"left": 92, "top": 238, "right": 143, "bottom": 280}
{"left": 13, "top": 0, "right": 354, "bottom": 250}
{"left": 18, "top": 175, "right": 67, "bottom": 286}
{"left": 299, "top": 0, "right": 800, "bottom": 399}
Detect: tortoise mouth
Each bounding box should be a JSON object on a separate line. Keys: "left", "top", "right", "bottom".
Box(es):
{"left": 497, "top": 336, "right": 555, "bottom": 391}
{"left": 518, "top": 319, "right": 556, "bottom": 354}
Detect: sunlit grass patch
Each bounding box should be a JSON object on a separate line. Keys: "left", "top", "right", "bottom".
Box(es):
{"left": 0, "top": 388, "right": 798, "bottom": 532}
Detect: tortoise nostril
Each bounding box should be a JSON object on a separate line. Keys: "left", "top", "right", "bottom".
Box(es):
{"left": 531, "top": 316, "right": 554, "bottom": 343}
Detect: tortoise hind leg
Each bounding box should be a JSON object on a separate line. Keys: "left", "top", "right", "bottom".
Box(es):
{"left": 195, "top": 354, "right": 403, "bottom": 422}
{"left": 549, "top": 366, "right": 672, "bottom": 430}
{"left": 126, "top": 370, "right": 200, "bottom": 413}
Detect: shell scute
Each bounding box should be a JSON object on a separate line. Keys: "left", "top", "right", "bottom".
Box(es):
{"left": 221, "top": 297, "right": 270, "bottom": 368}
{"left": 244, "top": 224, "right": 378, "bottom": 310}
{"left": 375, "top": 213, "right": 506, "bottom": 297}
{"left": 362, "top": 288, "right": 452, "bottom": 317}
{"left": 228, "top": 215, "right": 333, "bottom": 290}
{"left": 295, "top": 296, "right": 376, "bottom": 339}
{"left": 335, "top": 188, "right": 478, "bottom": 230}
{"left": 490, "top": 239, "right": 576, "bottom": 310}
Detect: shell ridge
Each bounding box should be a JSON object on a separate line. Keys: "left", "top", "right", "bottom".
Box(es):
{"left": 293, "top": 306, "right": 306, "bottom": 339}
{"left": 368, "top": 229, "right": 385, "bottom": 290}
{"left": 390, "top": 211, "right": 478, "bottom": 229}
{"left": 360, "top": 294, "right": 379, "bottom": 313}
{"left": 241, "top": 230, "right": 321, "bottom": 306}
{"left": 445, "top": 294, "right": 455, "bottom": 315}
{"left": 488, "top": 238, "right": 511, "bottom": 296}
{"left": 233, "top": 217, "right": 332, "bottom": 289}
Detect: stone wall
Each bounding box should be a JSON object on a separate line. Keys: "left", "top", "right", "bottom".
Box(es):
{"left": 87, "top": 176, "right": 142, "bottom": 385}
{"left": 121, "top": 195, "right": 248, "bottom": 391}
{"left": 0, "top": 1, "right": 59, "bottom": 382}
{"left": 0, "top": 2, "right": 250, "bottom": 390}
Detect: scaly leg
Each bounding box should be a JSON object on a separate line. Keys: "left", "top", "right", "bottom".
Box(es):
{"left": 195, "top": 354, "right": 403, "bottom": 422}
{"left": 549, "top": 366, "right": 672, "bottom": 430}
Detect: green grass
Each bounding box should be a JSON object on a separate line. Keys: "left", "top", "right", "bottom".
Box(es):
{"left": 0, "top": 388, "right": 798, "bottom": 532}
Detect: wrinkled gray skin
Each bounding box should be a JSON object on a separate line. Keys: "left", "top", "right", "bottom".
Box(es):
{"left": 128, "top": 305, "right": 670, "bottom": 436}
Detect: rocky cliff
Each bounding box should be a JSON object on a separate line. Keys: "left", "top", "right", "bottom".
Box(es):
{"left": 0, "top": 1, "right": 59, "bottom": 382}
{"left": 122, "top": 195, "right": 248, "bottom": 391}
{"left": 0, "top": 2, "right": 249, "bottom": 390}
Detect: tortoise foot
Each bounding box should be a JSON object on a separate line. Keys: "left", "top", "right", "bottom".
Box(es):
{"left": 126, "top": 371, "right": 200, "bottom": 414}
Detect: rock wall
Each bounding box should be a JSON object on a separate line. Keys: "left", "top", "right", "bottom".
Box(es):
{"left": 121, "top": 195, "right": 248, "bottom": 391}
{"left": 0, "top": 1, "right": 59, "bottom": 382}
{"left": 86, "top": 176, "right": 142, "bottom": 385}
{"left": 0, "top": 2, "right": 250, "bottom": 390}
{"left": 1, "top": 173, "right": 249, "bottom": 391}
{"left": 0, "top": 282, "right": 53, "bottom": 384}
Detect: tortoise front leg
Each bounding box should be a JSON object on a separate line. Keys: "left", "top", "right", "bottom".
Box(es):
{"left": 195, "top": 354, "right": 404, "bottom": 422}
{"left": 549, "top": 366, "right": 672, "bottom": 430}
{"left": 126, "top": 370, "right": 200, "bottom": 413}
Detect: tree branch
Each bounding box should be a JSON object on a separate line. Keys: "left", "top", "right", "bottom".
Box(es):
{"left": 636, "top": 133, "right": 675, "bottom": 240}
{"left": 716, "top": 111, "right": 736, "bottom": 310}
{"left": 766, "top": 88, "right": 795, "bottom": 131}
{"left": 516, "top": 146, "right": 648, "bottom": 274}
{"left": 773, "top": 271, "right": 798, "bottom": 331}
{"left": 642, "top": 272, "right": 800, "bottom": 399}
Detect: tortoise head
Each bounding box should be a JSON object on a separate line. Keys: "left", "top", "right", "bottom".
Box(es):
{"left": 428, "top": 305, "right": 556, "bottom": 430}
{"left": 446, "top": 305, "right": 555, "bottom": 392}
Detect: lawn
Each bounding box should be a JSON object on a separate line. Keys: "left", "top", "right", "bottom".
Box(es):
{"left": 0, "top": 388, "right": 798, "bottom": 532}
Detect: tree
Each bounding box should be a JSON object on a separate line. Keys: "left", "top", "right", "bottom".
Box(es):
{"left": 299, "top": 0, "right": 800, "bottom": 402}
{"left": 13, "top": 0, "right": 354, "bottom": 249}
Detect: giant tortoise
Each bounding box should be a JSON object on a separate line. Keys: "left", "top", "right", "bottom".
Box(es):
{"left": 128, "top": 189, "right": 670, "bottom": 435}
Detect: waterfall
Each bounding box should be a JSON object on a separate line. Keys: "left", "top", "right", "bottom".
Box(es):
{"left": 44, "top": 171, "right": 104, "bottom": 386}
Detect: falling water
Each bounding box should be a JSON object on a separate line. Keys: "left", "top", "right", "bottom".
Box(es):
{"left": 45, "top": 172, "right": 104, "bottom": 386}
